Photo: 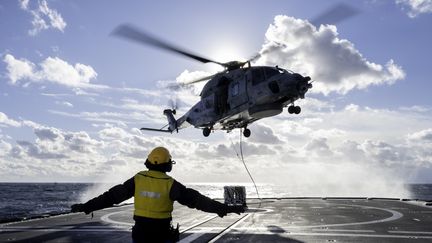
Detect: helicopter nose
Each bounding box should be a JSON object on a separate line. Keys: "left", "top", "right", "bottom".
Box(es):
{"left": 296, "top": 77, "right": 312, "bottom": 98}
{"left": 297, "top": 78, "right": 312, "bottom": 92}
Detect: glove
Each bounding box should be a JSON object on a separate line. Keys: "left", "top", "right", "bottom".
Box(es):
{"left": 217, "top": 205, "right": 246, "bottom": 218}
{"left": 227, "top": 205, "right": 246, "bottom": 215}
{"left": 71, "top": 203, "right": 91, "bottom": 214}
{"left": 216, "top": 208, "right": 227, "bottom": 218}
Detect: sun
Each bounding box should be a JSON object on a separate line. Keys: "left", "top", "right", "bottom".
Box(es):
{"left": 205, "top": 42, "right": 249, "bottom": 73}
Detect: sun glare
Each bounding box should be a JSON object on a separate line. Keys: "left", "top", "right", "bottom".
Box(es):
{"left": 206, "top": 43, "right": 248, "bottom": 73}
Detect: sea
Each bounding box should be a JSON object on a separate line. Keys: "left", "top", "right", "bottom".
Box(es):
{"left": 0, "top": 183, "right": 431, "bottom": 224}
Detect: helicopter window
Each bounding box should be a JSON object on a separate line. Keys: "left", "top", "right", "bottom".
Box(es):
{"left": 265, "top": 68, "right": 280, "bottom": 78}
{"left": 231, "top": 82, "right": 239, "bottom": 96}
{"left": 251, "top": 69, "right": 265, "bottom": 85}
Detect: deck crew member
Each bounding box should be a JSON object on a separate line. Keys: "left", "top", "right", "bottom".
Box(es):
{"left": 71, "top": 146, "right": 244, "bottom": 243}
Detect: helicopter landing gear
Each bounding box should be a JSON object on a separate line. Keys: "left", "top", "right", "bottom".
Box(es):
{"left": 243, "top": 128, "right": 251, "bottom": 138}
{"left": 288, "top": 105, "right": 301, "bottom": 114}
{"left": 203, "top": 127, "right": 211, "bottom": 137}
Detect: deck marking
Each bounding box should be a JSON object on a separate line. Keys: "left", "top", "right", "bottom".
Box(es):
{"left": 388, "top": 231, "right": 432, "bottom": 234}
{"left": 178, "top": 229, "right": 208, "bottom": 243}
{"left": 208, "top": 214, "right": 251, "bottom": 243}
{"left": 100, "top": 211, "right": 133, "bottom": 226}
{"left": 290, "top": 204, "right": 404, "bottom": 228}
{"left": 99, "top": 207, "right": 269, "bottom": 230}
{"left": 0, "top": 226, "right": 130, "bottom": 232}
{"left": 312, "top": 229, "right": 376, "bottom": 233}
{"left": 227, "top": 231, "right": 432, "bottom": 239}
{"left": 179, "top": 215, "right": 218, "bottom": 233}
{"left": 286, "top": 232, "right": 432, "bottom": 239}
{"left": 4, "top": 226, "right": 432, "bottom": 239}
{"left": 179, "top": 203, "right": 404, "bottom": 233}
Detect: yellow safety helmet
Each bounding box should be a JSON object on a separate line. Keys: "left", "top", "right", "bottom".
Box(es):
{"left": 147, "top": 147, "right": 172, "bottom": 165}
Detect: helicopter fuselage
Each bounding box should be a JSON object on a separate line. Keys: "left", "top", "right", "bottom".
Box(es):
{"left": 179, "top": 66, "right": 312, "bottom": 133}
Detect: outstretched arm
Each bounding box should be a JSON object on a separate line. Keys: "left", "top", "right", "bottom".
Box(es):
{"left": 169, "top": 180, "right": 244, "bottom": 217}
{"left": 72, "top": 177, "right": 135, "bottom": 214}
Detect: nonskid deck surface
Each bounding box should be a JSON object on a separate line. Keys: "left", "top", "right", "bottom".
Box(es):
{"left": 1, "top": 198, "right": 432, "bottom": 242}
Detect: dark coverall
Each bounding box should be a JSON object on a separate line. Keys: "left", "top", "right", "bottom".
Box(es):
{"left": 74, "top": 170, "right": 237, "bottom": 243}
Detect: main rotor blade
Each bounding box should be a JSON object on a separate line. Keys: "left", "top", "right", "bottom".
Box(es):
{"left": 165, "top": 73, "right": 220, "bottom": 90}
{"left": 112, "top": 24, "right": 224, "bottom": 65}
{"left": 183, "top": 73, "right": 220, "bottom": 85}
{"left": 248, "top": 42, "right": 286, "bottom": 64}
{"left": 310, "top": 3, "right": 359, "bottom": 27}
{"left": 249, "top": 4, "right": 358, "bottom": 64}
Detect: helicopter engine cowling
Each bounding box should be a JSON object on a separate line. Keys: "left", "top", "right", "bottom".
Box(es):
{"left": 248, "top": 103, "right": 283, "bottom": 119}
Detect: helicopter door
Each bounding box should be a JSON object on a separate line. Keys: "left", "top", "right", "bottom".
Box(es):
{"left": 228, "top": 78, "right": 248, "bottom": 109}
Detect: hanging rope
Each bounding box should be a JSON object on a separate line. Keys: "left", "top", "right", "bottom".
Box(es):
{"left": 229, "top": 129, "right": 261, "bottom": 200}
{"left": 229, "top": 128, "right": 263, "bottom": 225}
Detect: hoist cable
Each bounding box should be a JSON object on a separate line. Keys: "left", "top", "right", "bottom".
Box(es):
{"left": 229, "top": 129, "right": 261, "bottom": 200}
{"left": 239, "top": 129, "right": 261, "bottom": 200}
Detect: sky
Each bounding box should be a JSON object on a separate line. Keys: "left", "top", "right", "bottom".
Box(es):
{"left": 1, "top": 0, "right": 432, "bottom": 198}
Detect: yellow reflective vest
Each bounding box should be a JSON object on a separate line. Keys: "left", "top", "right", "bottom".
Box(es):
{"left": 134, "top": 170, "right": 174, "bottom": 219}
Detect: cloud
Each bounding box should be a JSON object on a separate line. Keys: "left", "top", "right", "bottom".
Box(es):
{"left": 407, "top": 128, "right": 432, "bottom": 143}
{"left": 19, "top": 0, "right": 30, "bottom": 10}
{"left": 64, "top": 131, "right": 102, "bottom": 153}
{"left": 256, "top": 16, "right": 405, "bottom": 95}
{"left": 16, "top": 140, "right": 67, "bottom": 159}
{"left": 99, "top": 126, "right": 130, "bottom": 140}
{"left": 361, "top": 140, "right": 415, "bottom": 166}
{"left": 19, "top": 0, "right": 66, "bottom": 35}
{"left": 304, "top": 137, "right": 333, "bottom": 157}
{"left": 2, "top": 54, "right": 35, "bottom": 85}
{"left": 397, "top": 0, "right": 432, "bottom": 17}
{"left": 48, "top": 110, "right": 144, "bottom": 127}
{"left": 0, "top": 112, "right": 21, "bottom": 127}
{"left": 55, "top": 101, "right": 73, "bottom": 108}
{"left": 0, "top": 139, "right": 12, "bottom": 154}
{"left": 194, "top": 140, "right": 276, "bottom": 160}
{"left": 1, "top": 98, "right": 431, "bottom": 190}
{"left": 34, "top": 127, "right": 61, "bottom": 141}
{"left": 247, "top": 124, "right": 284, "bottom": 144}
{"left": 3, "top": 54, "right": 98, "bottom": 88}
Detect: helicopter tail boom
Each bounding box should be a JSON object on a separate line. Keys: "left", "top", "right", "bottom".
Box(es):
{"left": 163, "top": 109, "right": 178, "bottom": 132}
{"left": 139, "top": 109, "right": 184, "bottom": 134}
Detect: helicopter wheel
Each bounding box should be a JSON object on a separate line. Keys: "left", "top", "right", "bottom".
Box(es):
{"left": 288, "top": 105, "right": 301, "bottom": 114}
{"left": 203, "top": 127, "right": 211, "bottom": 137}
{"left": 243, "top": 128, "right": 251, "bottom": 138}
{"left": 288, "top": 105, "right": 295, "bottom": 114}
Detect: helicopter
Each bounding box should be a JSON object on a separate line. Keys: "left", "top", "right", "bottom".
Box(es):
{"left": 112, "top": 4, "right": 357, "bottom": 137}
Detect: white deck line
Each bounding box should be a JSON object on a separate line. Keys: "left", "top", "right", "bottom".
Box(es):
{"left": 208, "top": 214, "right": 251, "bottom": 243}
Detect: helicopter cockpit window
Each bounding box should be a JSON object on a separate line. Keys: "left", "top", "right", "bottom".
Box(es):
{"left": 265, "top": 68, "right": 280, "bottom": 78}
{"left": 231, "top": 82, "right": 239, "bottom": 96}
{"left": 251, "top": 69, "right": 265, "bottom": 85}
